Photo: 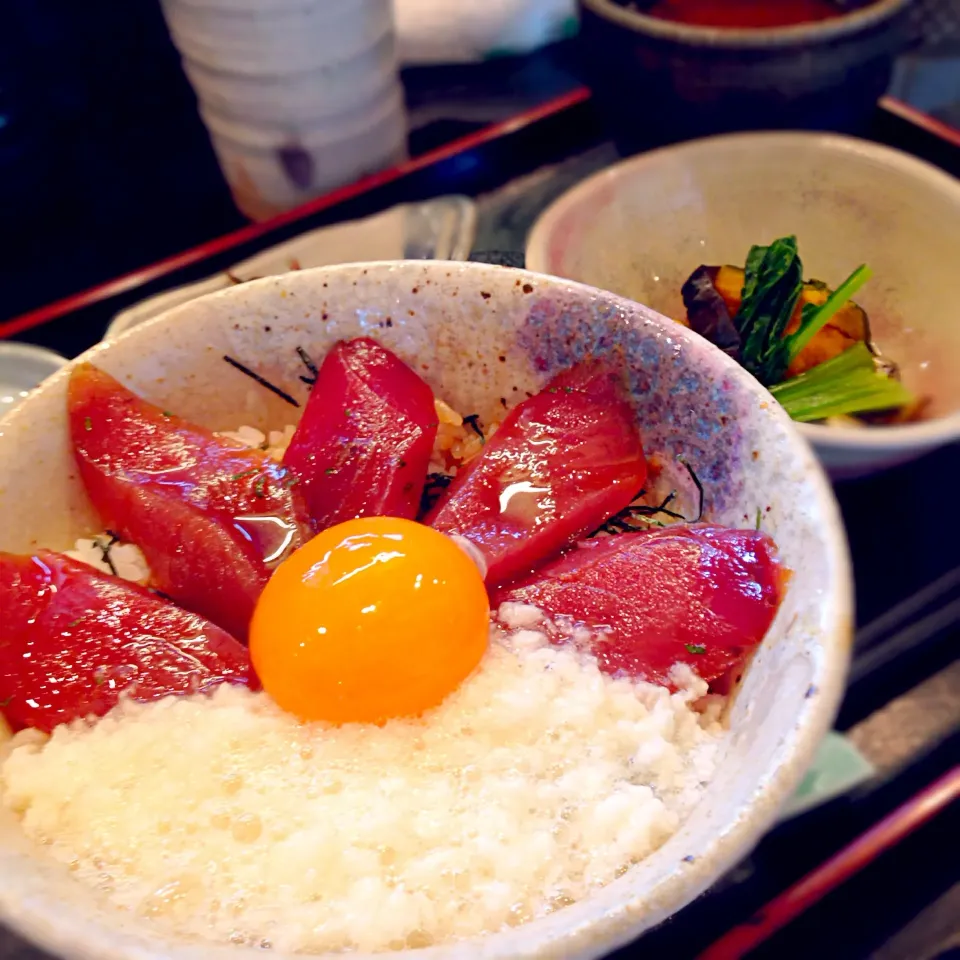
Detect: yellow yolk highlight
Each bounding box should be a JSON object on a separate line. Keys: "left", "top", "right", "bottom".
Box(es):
{"left": 249, "top": 517, "right": 490, "bottom": 724}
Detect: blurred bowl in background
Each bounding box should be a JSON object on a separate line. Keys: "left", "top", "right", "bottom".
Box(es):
{"left": 526, "top": 131, "right": 960, "bottom": 478}
{"left": 0, "top": 342, "right": 67, "bottom": 411}
{"left": 577, "top": 0, "right": 912, "bottom": 145}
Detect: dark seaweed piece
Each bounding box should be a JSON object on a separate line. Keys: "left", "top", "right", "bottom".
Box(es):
{"left": 681, "top": 266, "right": 741, "bottom": 360}
{"left": 419, "top": 472, "right": 454, "bottom": 517}
{"left": 296, "top": 346, "right": 319, "bottom": 387}
{"left": 677, "top": 455, "right": 704, "bottom": 523}
{"left": 94, "top": 531, "right": 121, "bottom": 577}
{"left": 591, "top": 457, "right": 706, "bottom": 536}
{"left": 591, "top": 490, "right": 686, "bottom": 536}
{"left": 462, "top": 414, "right": 484, "bottom": 441}
{"left": 223, "top": 356, "right": 300, "bottom": 408}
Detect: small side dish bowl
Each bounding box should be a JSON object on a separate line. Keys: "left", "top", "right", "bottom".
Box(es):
{"left": 0, "top": 261, "right": 851, "bottom": 960}
{"left": 0, "top": 342, "right": 67, "bottom": 409}
{"left": 578, "top": 0, "right": 911, "bottom": 143}
{"left": 526, "top": 131, "right": 960, "bottom": 478}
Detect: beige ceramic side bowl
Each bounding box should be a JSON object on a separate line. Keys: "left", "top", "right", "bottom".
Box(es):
{"left": 0, "top": 261, "right": 852, "bottom": 960}
{"left": 526, "top": 132, "right": 960, "bottom": 479}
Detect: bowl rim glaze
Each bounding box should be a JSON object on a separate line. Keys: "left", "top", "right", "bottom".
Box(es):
{"left": 0, "top": 261, "right": 853, "bottom": 960}
{"left": 525, "top": 131, "right": 960, "bottom": 458}
{"left": 580, "top": 0, "right": 908, "bottom": 49}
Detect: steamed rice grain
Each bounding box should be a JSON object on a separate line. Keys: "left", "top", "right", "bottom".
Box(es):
{"left": 1, "top": 617, "right": 723, "bottom": 953}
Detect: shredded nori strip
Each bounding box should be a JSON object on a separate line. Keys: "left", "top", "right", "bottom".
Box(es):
{"left": 462, "top": 414, "right": 484, "bottom": 441}
{"left": 296, "top": 350, "right": 319, "bottom": 386}
{"left": 296, "top": 346, "right": 319, "bottom": 386}
{"left": 94, "top": 531, "right": 121, "bottom": 577}
{"left": 223, "top": 356, "right": 300, "bottom": 408}
{"left": 591, "top": 490, "right": 683, "bottom": 536}
{"left": 419, "top": 472, "right": 453, "bottom": 516}
{"left": 591, "top": 457, "right": 706, "bottom": 536}
{"left": 677, "top": 455, "right": 705, "bottom": 523}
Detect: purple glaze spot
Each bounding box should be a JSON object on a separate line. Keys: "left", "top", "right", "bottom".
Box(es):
{"left": 516, "top": 291, "right": 750, "bottom": 516}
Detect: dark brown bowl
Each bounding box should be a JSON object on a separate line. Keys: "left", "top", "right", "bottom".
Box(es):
{"left": 578, "top": 0, "right": 912, "bottom": 145}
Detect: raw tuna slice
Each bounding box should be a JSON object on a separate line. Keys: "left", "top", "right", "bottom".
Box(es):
{"left": 426, "top": 358, "right": 646, "bottom": 585}
{"left": 282, "top": 337, "right": 438, "bottom": 529}
{"left": 492, "top": 524, "right": 783, "bottom": 687}
{"left": 68, "top": 363, "right": 312, "bottom": 641}
{"left": 0, "top": 551, "right": 255, "bottom": 733}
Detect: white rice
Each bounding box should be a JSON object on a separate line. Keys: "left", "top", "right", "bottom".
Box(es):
{"left": 0, "top": 612, "right": 723, "bottom": 953}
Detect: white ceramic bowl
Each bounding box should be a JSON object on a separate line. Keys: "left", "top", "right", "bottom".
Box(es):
{"left": 0, "top": 342, "right": 67, "bottom": 409}
{"left": 526, "top": 132, "right": 960, "bottom": 478}
{"left": 0, "top": 262, "right": 852, "bottom": 959}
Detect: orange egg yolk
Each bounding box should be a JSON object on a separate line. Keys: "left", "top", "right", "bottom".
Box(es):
{"left": 249, "top": 517, "right": 490, "bottom": 724}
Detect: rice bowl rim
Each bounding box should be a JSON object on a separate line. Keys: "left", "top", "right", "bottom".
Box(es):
{"left": 0, "top": 261, "right": 852, "bottom": 960}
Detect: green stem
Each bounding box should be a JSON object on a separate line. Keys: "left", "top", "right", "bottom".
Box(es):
{"left": 771, "top": 342, "right": 914, "bottom": 422}
{"left": 784, "top": 264, "right": 873, "bottom": 364}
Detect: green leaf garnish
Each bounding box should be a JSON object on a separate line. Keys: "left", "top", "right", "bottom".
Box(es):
{"left": 784, "top": 264, "right": 873, "bottom": 365}
{"left": 770, "top": 342, "right": 915, "bottom": 422}
{"left": 685, "top": 644, "right": 706, "bottom": 655}
{"left": 734, "top": 237, "right": 804, "bottom": 386}
{"left": 229, "top": 468, "right": 259, "bottom": 482}
{"left": 84, "top": 416, "right": 93, "bottom": 431}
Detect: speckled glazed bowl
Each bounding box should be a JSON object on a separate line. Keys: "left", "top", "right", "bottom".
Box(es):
{"left": 0, "top": 262, "right": 852, "bottom": 960}
{"left": 526, "top": 132, "right": 960, "bottom": 479}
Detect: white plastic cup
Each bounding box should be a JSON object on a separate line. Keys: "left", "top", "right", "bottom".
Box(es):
{"left": 159, "top": 0, "right": 408, "bottom": 220}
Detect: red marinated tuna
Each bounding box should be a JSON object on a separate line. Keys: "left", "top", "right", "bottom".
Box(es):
{"left": 492, "top": 524, "right": 783, "bottom": 687}
{"left": 426, "top": 358, "right": 646, "bottom": 586}
{"left": 68, "top": 363, "right": 312, "bottom": 641}
{"left": 0, "top": 551, "right": 256, "bottom": 733}
{"left": 283, "top": 338, "right": 438, "bottom": 529}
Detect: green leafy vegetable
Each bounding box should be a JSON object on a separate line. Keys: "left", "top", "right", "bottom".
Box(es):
{"left": 784, "top": 264, "right": 873, "bottom": 365}
{"left": 734, "top": 236, "right": 804, "bottom": 385}
{"left": 770, "top": 342, "right": 914, "bottom": 422}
